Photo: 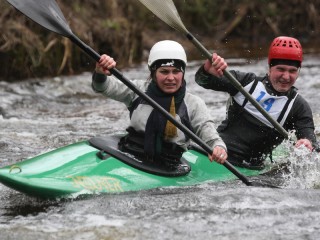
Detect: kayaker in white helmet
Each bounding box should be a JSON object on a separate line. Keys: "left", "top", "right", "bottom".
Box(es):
{"left": 92, "top": 40, "right": 227, "bottom": 169}
{"left": 195, "top": 36, "right": 319, "bottom": 170}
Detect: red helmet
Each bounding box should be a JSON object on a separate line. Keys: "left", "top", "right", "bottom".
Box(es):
{"left": 268, "top": 36, "right": 303, "bottom": 65}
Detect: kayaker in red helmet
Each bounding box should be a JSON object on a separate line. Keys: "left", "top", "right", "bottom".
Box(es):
{"left": 92, "top": 40, "right": 227, "bottom": 169}
{"left": 195, "top": 36, "right": 319, "bottom": 170}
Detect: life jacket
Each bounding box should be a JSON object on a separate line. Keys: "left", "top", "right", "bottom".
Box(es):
{"left": 219, "top": 78, "right": 298, "bottom": 165}
{"left": 119, "top": 97, "right": 193, "bottom": 168}
{"left": 232, "top": 79, "right": 299, "bottom": 127}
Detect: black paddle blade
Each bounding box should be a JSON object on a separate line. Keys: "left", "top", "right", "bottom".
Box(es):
{"left": 247, "top": 178, "right": 281, "bottom": 189}
{"left": 6, "top": 0, "right": 72, "bottom": 37}
{"left": 223, "top": 162, "right": 280, "bottom": 188}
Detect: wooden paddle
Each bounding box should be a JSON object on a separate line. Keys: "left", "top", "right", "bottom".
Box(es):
{"left": 138, "top": 0, "right": 289, "bottom": 139}
{"left": 6, "top": 0, "right": 278, "bottom": 188}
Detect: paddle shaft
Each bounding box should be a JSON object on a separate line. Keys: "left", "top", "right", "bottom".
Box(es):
{"left": 185, "top": 33, "right": 289, "bottom": 138}
{"left": 69, "top": 34, "right": 252, "bottom": 186}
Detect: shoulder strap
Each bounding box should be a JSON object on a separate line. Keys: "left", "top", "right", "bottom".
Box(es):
{"left": 277, "top": 89, "right": 298, "bottom": 123}
{"left": 241, "top": 79, "right": 259, "bottom": 108}
{"left": 128, "top": 97, "right": 144, "bottom": 119}
{"left": 176, "top": 101, "right": 193, "bottom": 139}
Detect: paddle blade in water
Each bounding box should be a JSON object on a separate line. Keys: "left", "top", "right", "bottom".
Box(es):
{"left": 6, "top": 0, "right": 72, "bottom": 37}
{"left": 138, "top": 0, "right": 188, "bottom": 34}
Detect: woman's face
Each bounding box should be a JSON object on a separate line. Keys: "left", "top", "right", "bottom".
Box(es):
{"left": 155, "top": 66, "right": 183, "bottom": 94}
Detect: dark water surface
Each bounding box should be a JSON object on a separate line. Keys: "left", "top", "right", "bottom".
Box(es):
{"left": 1, "top": 56, "right": 320, "bottom": 239}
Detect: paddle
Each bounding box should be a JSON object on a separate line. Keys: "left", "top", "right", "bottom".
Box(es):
{"left": 6, "top": 0, "right": 277, "bottom": 188}
{"left": 138, "top": 0, "right": 289, "bottom": 139}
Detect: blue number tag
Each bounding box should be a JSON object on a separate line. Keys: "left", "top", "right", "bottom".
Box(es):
{"left": 256, "top": 91, "right": 275, "bottom": 112}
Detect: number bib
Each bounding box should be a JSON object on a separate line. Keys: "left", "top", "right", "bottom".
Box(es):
{"left": 233, "top": 81, "right": 298, "bottom": 127}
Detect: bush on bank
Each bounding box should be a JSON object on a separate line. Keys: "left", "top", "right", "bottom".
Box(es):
{"left": 1, "top": 0, "right": 319, "bottom": 81}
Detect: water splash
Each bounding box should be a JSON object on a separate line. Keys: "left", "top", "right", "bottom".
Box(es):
{"left": 281, "top": 144, "right": 320, "bottom": 189}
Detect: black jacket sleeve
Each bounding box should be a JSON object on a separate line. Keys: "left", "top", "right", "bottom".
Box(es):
{"left": 286, "top": 95, "right": 319, "bottom": 150}
{"left": 195, "top": 65, "right": 260, "bottom": 96}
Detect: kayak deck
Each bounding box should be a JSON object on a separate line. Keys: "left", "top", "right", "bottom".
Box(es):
{"left": 0, "top": 137, "right": 270, "bottom": 199}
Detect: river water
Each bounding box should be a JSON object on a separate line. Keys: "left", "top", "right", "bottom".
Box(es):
{"left": 1, "top": 55, "right": 320, "bottom": 239}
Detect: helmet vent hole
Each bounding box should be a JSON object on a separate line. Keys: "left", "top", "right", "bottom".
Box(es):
{"left": 268, "top": 36, "right": 303, "bottom": 64}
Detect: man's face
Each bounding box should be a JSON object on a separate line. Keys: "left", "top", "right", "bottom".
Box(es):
{"left": 268, "top": 64, "right": 300, "bottom": 92}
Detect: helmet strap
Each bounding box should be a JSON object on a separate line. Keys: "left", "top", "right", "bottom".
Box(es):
{"left": 150, "top": 59, "right": 185, "bottom": 73}
{"left": 269, "top": 59, "right": 301, "bottom": 68}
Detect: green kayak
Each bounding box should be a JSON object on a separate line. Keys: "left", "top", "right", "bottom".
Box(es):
{"left": 0, "top": 135, "right": 272, "bottom": 199}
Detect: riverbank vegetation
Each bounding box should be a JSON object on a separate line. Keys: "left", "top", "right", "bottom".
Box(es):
{"left": 1, "top": 0, "right": 320, "bottom": 80}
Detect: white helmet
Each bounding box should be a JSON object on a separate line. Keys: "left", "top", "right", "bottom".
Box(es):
{"left": 148, "top": 40, "right": 187, "bottom": 69}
